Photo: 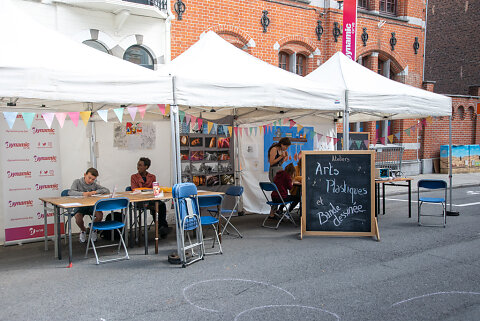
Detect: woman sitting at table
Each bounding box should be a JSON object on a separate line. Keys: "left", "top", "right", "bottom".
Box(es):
{"left": 131, "top": 157, "right": 169, "bottom": 238}
{"left": 269, "top": 163, "right": 301, "bottom": 219}
{"left": 289, "top": 152, "right": 302, "bottom": 214}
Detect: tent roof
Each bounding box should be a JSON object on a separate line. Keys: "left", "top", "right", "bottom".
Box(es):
{"left": 168, "top": 31, "right": 344, "bottom": 123}
{"left": 0, "top": 0, "right": 172, "bottom": 112}
{"left": 306, "top": 52, "right": 452, "bottom": 121}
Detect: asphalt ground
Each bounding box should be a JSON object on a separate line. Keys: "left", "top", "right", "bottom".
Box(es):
{"left": 0, "top": 186, "right": 479, "bottom": 321}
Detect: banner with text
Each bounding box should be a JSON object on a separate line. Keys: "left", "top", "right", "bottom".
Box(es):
{"left": 342, "top": 0, "right": 357, "bottom": 60}
{"left": 1, "top": 115, "right": 62, "bottom": 243}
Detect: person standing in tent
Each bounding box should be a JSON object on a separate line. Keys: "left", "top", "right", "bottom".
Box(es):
{"left": 268, "top": 137, "right": 291, "bottom": 182}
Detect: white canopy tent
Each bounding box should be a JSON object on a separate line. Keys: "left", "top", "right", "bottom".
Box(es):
{"left": 0, "top": 0, "right": 173, "bottom": 110}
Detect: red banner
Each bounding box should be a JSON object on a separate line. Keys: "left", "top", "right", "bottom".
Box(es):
{"left": 342, "top": 0, "right": 357, "bottom": 60}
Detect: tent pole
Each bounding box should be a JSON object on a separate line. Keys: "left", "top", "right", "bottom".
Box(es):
{"left": 447, "top": 115, "right": 459, "bottom": 216}
{"left": 89, "top": 121, "right": 97, "bottom": 169}
{"left": 170, "top": 76, "right": 181, "bottom": 185}
{"left": 343, "top": 90, "right": 350, "bottom": 150}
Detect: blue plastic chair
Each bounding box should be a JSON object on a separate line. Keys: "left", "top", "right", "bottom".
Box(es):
{"left": 173, "top": 183, "right": 204, "bottom": 267}
{"left": 198, "top": 195, "right": 223, "bottom": 255}
{"left": 417, "top": 179, "right": 447, "bottom": 227}
{"left": 259, "top": 182, "right": 296, "bottom": 229}
{"left": 85, "top": 197, "right": 130, "bottom": 264}
{"left": 207, "top": 186, "right": 244, "bottom": 238}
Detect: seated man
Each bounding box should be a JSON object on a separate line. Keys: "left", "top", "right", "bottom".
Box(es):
{"left": 131, "top": 157, "right": 169, "bottom": 238}
{"left": 68, "top": 168, "right": 110, "bottom": 243}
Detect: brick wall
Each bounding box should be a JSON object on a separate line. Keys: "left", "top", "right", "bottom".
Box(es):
{"left": 424, "top": 0, "right": 480, "bottom": 95}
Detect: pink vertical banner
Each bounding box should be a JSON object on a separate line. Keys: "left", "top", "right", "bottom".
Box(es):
{"left": 342, "top": 0, "right": 357, "bottom": 60}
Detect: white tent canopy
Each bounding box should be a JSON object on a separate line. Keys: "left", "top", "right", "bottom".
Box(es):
{"left": 306, "top": 52, "right": 452, "bottom": 122}
{"left": 0, "top": 0, "right": 173, "bottom": 111}
{"left": 168, "top": 31, "right": 345, "bottom": 123}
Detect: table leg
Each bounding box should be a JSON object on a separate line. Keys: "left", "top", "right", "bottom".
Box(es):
{"left": 375, "top": 184, "right": 379, "bottom": 217}
{"left": 144, "top": 205, "right": 148, "bottom": 255}
{"left": 56, "top": 206, "right": 62, "bottom": 260}
{"left": 382, "top": 183, "right": 386, "bottom": 215}
{"left": 44, "top": 201, "right": 48, "bottom": 251}
{"left": 408, "top": 180, "right": 412, "bottom": 218}
{"left": 155, "top": 202, "right": 159, "bottom": 254}
{"left": 217, "top": 204, "right": 222, "bottom": 244}
{"left": 128, "top": 204, "right": 133, "bottom": 247}
{"left": 68, "top": 211, "right": 72, "bottom": 266}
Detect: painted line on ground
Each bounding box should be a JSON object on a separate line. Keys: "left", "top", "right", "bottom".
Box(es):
{"left": 385, "top": 198, "right": 480, "bottom": 207}
{"left": 391, "top": 291, "right": 480, "bottom": 307}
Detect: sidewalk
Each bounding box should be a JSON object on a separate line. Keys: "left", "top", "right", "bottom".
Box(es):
{"left": 385, "top": 172, "right": 480, "bottom": 196}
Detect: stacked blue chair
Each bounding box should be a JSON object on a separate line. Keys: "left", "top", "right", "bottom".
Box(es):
{"left": 173, "top": 183, "right": 204, "bottom": 267}
{"left": 417, "top": 179, "right": 447, "bottom": 227}
{"left": 85, "top": 197, "right": 130, "bottom": 264}
{"left": 259, "top": 182, "right": 296, "bottom": 230}
{"left": 207, "top": 186, "right": 244, "bottom": 238}
{"left": 198, "top": 195, "right": 223, "bottom": 255}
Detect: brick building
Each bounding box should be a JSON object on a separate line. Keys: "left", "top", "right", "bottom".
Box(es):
{"left": 421, "top": 0, "right": 480, "bottom": 173}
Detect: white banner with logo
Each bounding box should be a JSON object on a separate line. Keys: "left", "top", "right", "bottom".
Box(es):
{"left": 1, "top": 115, "right": 62, "bottom": 244}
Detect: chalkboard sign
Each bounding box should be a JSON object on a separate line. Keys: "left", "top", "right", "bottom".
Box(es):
{"left": 336, "top": 132, "right": 370, "bottom": 150}
{"left": 301, "top": 151, "right": 376, "bottom": 238}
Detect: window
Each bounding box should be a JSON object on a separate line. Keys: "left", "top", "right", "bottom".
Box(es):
{"left": 123, "top": 45, "right": 154, "bottom": 70}
{"left": 82, "top": 40, "right": 108, "bottom": 54}
{"left": 279, "top": 52, "right": 289, "bottom": 71}
{"left": 358, "top": 0, "right": 369, "bottom": 9}
{"left": 296, "top": 54, "right": 306, "bottom": 76}
{"left": 378, "top": 59, "right": 396, "bottom": 80}
{"left": 380, "top": 0, "right": 397, "bottom": 15}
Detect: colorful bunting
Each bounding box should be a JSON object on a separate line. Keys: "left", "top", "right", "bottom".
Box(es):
{"left": 379, "top": 137, "right": 386, "bottom": 145}
{"left": 190, "top": 115, "right": 197, "bottom": 123}
{"left": 80, "top": 111, "right": 91, "bottom": 126}
{"left": 127, "top": 107, "right": 137, "bottom": 121}
{"left": 297, "top": 124, "right": 303, "bottom": 133}
{"left": 405, "top": 128, "right": 411, "bottom": 136}
{"left": 394, "top": 132, "right": 401, "bottom": 141}
{"left": 207, "top": 121, "right": 213, "bottom": 134}
{"left": 68, "top": 112, "right": 80, "bottom": 127}
{"left": 228, "top": 126, "right": 232, "bottom": 137}
{"left": 56, "top": 112, "right": 67, "bottom": 128}
{"left": 113, "top": 108, "right": 123, "bottom": 123}
{"left": 3, "top": 112, "right": 18, "bottom": 129}
{"left": 158, "top": 104, "right": 165, "bottom": 115}
{"left": 356, "top": 141, "right": 362, "bottom": 149}
{"left": 185, "top": 114, "right": 191, "bottom": 125}
{"left": 197, "top": 118, "right": 203, "bottom": 129}
{"left": 22, "top": 112, "right": 35, "bottom": 129}
{"left": 388, "top": 134, "right": 394, "bottom": 144}
{"left": 326, "top": 136, "right": 332, "bottom": 144}
{"left": 179, "top": 110, "right": 185, "bottom": 123}
{"left": 289, "top": 120, "right": 295, "bottom": 128}
{"left": 254, "top": 127, "right": 258, "bottom": 136}
{"left": 97, "top": 110, "right": 108, "bottom": 122}
{"left": 364, "top": 140, "right": 370, "bottom": 148}
{"left": 165, "top": 104, "right": 171, "bottom": 116}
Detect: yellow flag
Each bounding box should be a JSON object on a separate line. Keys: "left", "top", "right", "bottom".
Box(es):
{"left": 297, "top": 124, "right": 303, "bottom": 133}
{"left": 388, "top": 134, "right": 394, "bottom": 143}
{"left": 165, "top": 104, "right": 171, "bottom": 116}
{"left": 259, "top": 126, "right": 263, "bottom": 135}
{"left": 80, "top": 111, "right": 91, "bottom": 126}
{"left": 207, "top": 121, "right": 213, "bottom": 134}
{"left": 426, "top": 116, "right": 433, "bottom": 124}
{"left": 228, "top": 126, "right": 232, "bottom": 137}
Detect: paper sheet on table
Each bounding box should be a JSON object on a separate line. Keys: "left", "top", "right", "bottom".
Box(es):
{"left": 60, "top": 202, "right": 82, "bottom": 206}
{"left": 67, "top": 196, "right": 83, "bottom": 198}
{"left": 93, "top": 194, "right": 111, "bottom": 197}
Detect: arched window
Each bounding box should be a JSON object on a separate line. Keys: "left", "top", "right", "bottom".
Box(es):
{"left": 378, "top": 58, "right": 396, "bottom": 80}
{"left": 296, "top": 54, "right": 306, "bottom": 76}
{"left": 456, "top": 106, "right": 465, "bottom": 120}
{"left": 82, "top": 40, "right": 109, "bottom": 54}
{"left": 279, "top": 52, "right": 289, "bottom": 71}
{"left": 123, "top": 45, "right": 154, "bottom": 70}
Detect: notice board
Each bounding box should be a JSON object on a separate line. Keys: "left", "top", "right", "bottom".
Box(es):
{"left": 301, "top": 151, "right": 376, "bottom": 238}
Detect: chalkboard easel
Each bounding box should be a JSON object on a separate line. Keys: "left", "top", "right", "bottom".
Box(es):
{"left": 301, "top": 150, "right": 379, "bottom": 241}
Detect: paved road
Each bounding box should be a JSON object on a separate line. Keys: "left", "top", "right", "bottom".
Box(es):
{"left": 0, "top": 187, "right": 479, "bottom": 321}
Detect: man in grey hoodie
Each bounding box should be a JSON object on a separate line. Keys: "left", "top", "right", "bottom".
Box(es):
{"left": 68, "top": 168, "right": 110, "bottom": 242}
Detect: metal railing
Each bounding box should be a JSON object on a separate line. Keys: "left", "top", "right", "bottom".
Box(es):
{"left": 373, "top": 144, "right": 404, "bottom": 175}
{"left": 124, "top": 0, "right": 168, "bottom": 11}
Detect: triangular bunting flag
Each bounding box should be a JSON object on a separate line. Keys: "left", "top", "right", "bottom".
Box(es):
{"left": 127, "top": 107, "right": 137, "bottom": 121}
{"left": 137, "top": 105, "right": 147, "bottom": 119}
{"left": 326, "top": 136, "right": 332, "bottom": 144}
{"left": 394, "top": 132, "right": 401, "bottom": 140}
{"left": 317, "top": 133, "right": 324, "bottom": 140}
{"left": 259, "top": 126, "right": 263, "bottom": 135}
{"left": 42, "top": 113, "right": 55, "bottom": 129}
{"left": 283, "top": 118, "right": 289, "bottom": 125}
{"left": 97, "top": 110, "right": 108, "bottom": 122}
{"left": 297, "top": 124, "right": 303, "bottom": 133}
{"left": 68, "top": 112, "right": 80, "bottom": 127}
{"left": 56, "top": 113, "right": 67, "bottom": 128}
{"left": 185, "top": 114, "right": 191, "bottom": 125}
{"left": 248, "top": 127, "right": 253, "bottom": 136}
{"left": 113, "top": 108, "right": 123, "bottom": 123}
{"left": 289, "top": 120, "right": 295, "bottom": 128}
{"left": 158, "top": 104, "right": 166, "bottom": 115}
{"left": 364, "top": 140, "right": 370, "bottom": 148}
{"left": 244, "top": 127, "right": 248, "bottom": 136}
{"left": 405, "top": 128, "right": 411, "bottom": 136}
{"left": 254, "top": 127, "right": 258, "bottom": 136}
{"left": 22, "top": 112, "right": 35, "bottom": 129}
{"left": 411, "top": 126, "right": 416, "bottom": 134}
{"left": 207, "top": 121, "right": 213, "bottom": 134}
{"left": 356, "top": 141, "right": 362, "bottom": 149}
{"left": 3, "top": 112, "right": 18, "bottom": 129}
{"left": 80, "top": 111, "right": 91, "bottom": 126}
{"left": 234, "top": 127, "right": 238, "bottom": 137}
{"left": 379, "top": 137, "right": 386, "bottom": 144}
{"left": 179, "top": 110, "right": 185, "bottom": 123}
{"left": 388, "top": 134, "right": 394, "bottom": 144}
{"left": 165, "top": 104, "right": 171, "bottom": 116}
{"left": 228, "top": 126, "right": 232, "bottom": 137}
{"left": 190, "top": 115, "right": 197, "bottom": 123}
{"left": 426, "top": 116, "right": 433, "bottom": 124}
{"left": 197, "top": 118, "right": 203, "bottom": 129}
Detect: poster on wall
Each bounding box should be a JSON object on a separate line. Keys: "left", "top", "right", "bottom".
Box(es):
{"left": 263, "top": 126, "right": 314, "bottom": 171}
{"left": 113, "top": 122, "right": 156, "bottom": 150}
{"left": 0, "top": 114, "right": 62, "bottom": 244}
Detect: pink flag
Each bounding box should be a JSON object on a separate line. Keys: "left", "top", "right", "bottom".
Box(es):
{"left": 364, "top": 140, "right": 370, "bottom": 148}
{"left": 158, "top": 104, "right": 165, "bottom": 115}
{"left": 379, "top": 137, "right": 386, "bottom": 144}
{"left": 317, "top": 133, "right": 323, "bottom": 140}
{"left": 185, "top": 114, "right": 191, "bottom": 124}
{"left": 190, "top": 115, "right": 197, "bottom": 123}
{"left": 137, "top": 105, "right": 147, "bottom": 119}
{"left": 342, "top": 0, "right": 357, "bottom": 60}
{"left": 56, "top": 113, "right": 67, "bottom": 128}
{"left": 127, "top": 107, "right": 137, "bottom": 121}
{"left": 234, "top": 127, "right": 238, "bottom": 136}
{"left": 68, "top": 112, "right": 80, "bottom": 127}
{"left": 326, "top": 136, "right": 332, "bottom": 144}
{"left": 197, "top": 118, "right": 203, "bottom": 129}
{"left": 289, "top": 120, "right": 295, "bottom": 128}
{"left": 42, "top": 113, "right": 55, "bottom": 129}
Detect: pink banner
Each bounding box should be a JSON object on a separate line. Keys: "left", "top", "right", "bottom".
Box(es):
{"left": 342, "top": 0, "right": 357, "bottom": 60}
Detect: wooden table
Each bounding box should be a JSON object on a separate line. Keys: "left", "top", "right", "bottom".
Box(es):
{"left": 375, "top": 177, "right": 413, "bottom": 218}
{"left": 40, "top": 190, "right": 223, "bottom": 265}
